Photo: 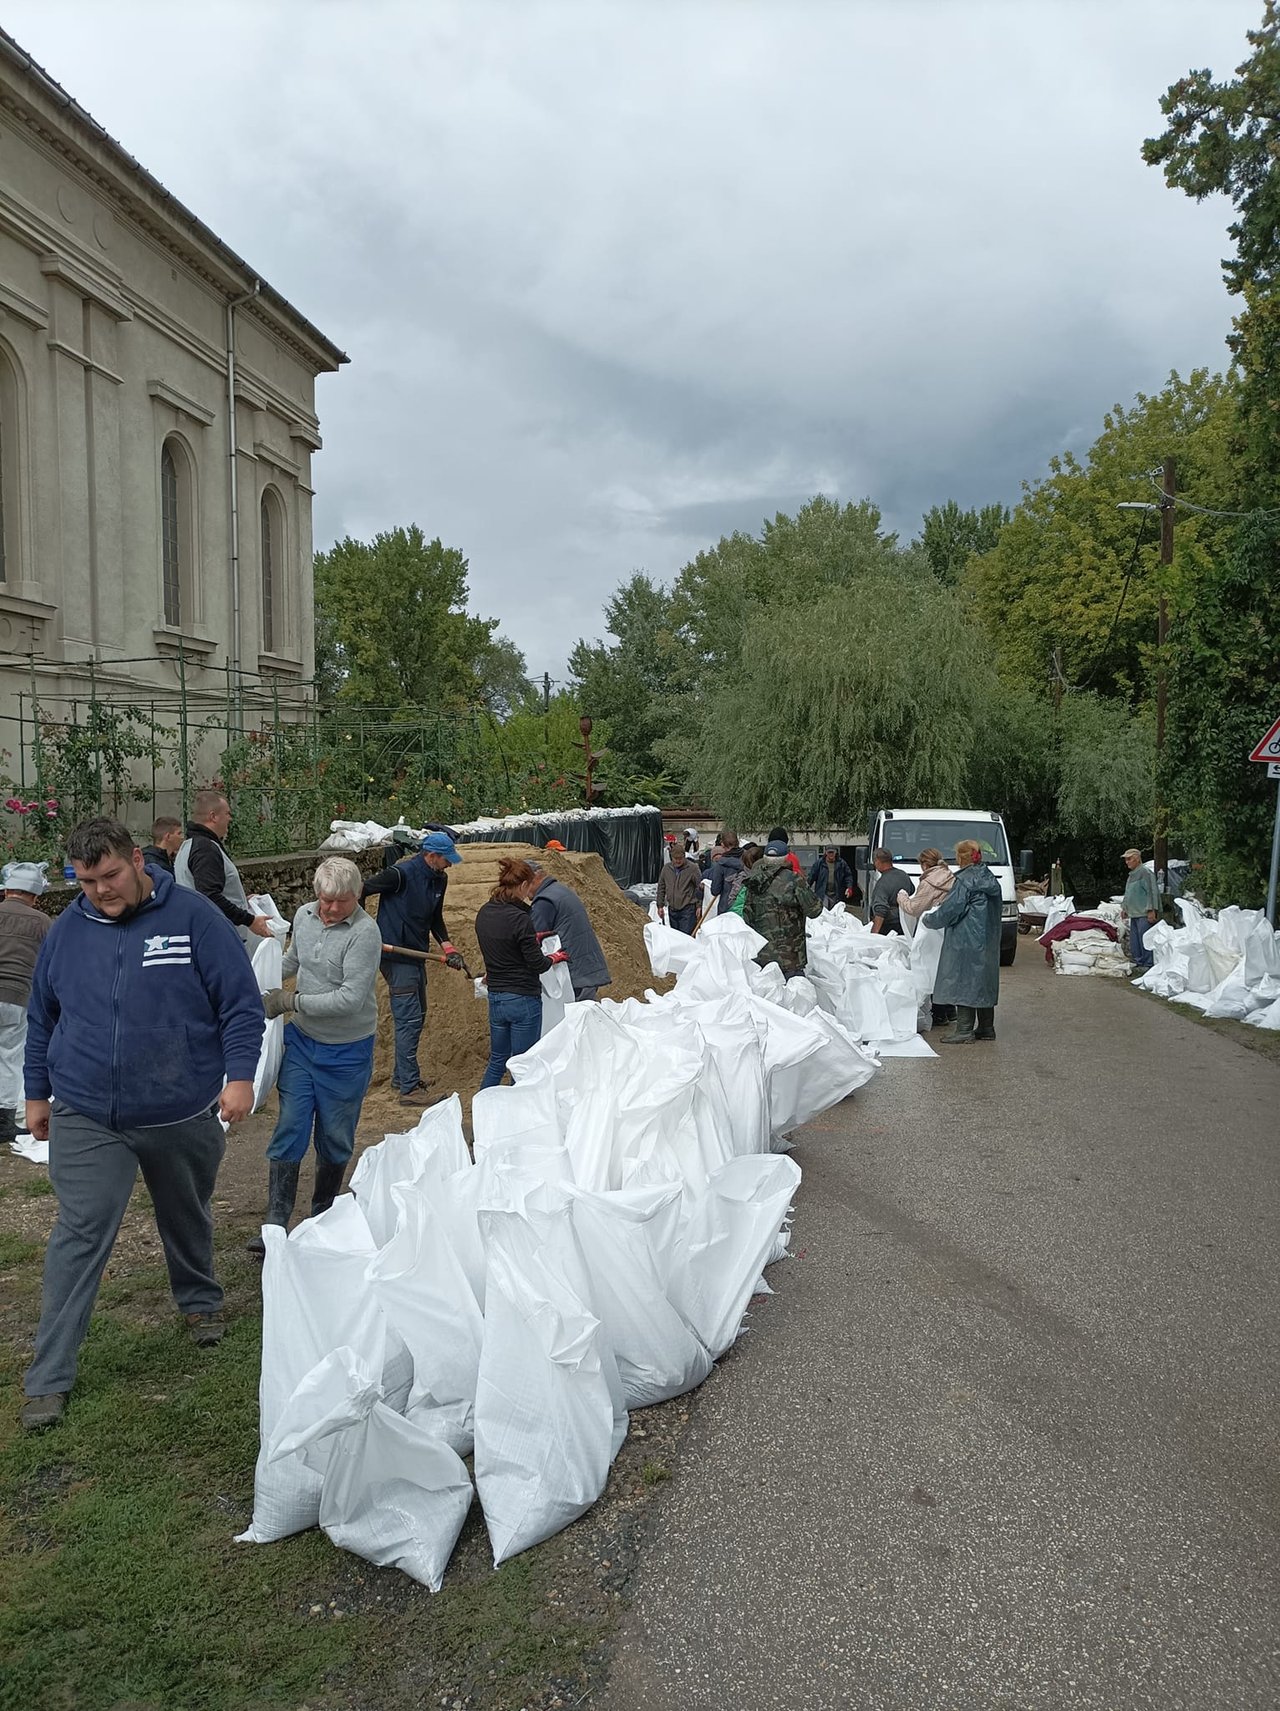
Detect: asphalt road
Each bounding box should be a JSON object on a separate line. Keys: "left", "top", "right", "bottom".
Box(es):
{"left": 603, "top": 954, "right": 1280, "bottom": 1710}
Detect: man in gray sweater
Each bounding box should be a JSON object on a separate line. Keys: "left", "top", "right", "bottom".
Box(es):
{"left": 248, "top": 856, "right": 382, "bottom": 1254}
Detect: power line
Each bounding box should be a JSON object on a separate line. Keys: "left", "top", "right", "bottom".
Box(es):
{"left": 1146, "top": 475, "right": 1280, "bottom": 519}
{"left": 1052, "top": 509, "right": 1152, "bottom": 694}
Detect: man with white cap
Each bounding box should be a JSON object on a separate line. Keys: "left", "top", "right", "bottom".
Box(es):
{"left": 0, "top": 860, "right": 51, "bottom": 1145}
{"left": 360, "top": 829, "right": 464, "bottom": 1105}
{"left": 1121, "top": 847, "right": 1161, "bottom": 972}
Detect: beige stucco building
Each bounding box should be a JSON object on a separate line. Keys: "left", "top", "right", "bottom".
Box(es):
{"left": 0, "top": 29, "right": 345, "bottom": 804}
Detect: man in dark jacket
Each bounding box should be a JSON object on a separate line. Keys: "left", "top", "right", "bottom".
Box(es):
{"left": 656, "top": 844, "right": 703, "bottom": 933}
{"left": 708, "top": 831, "right": 744, "bottom": 915}
{"left": 742, "top": 840, "right": 822, "bottom": 978}
{"left": 360, "top": 829, "right": 463, "bottom": 1105}
{"left": 808, "top": 848, "right": 857, "bottom": 911}
{"left": 173, "top": 790, "right": 273, "bottom": 947}
{"left": 530, "top": 866, "right": 611, "bottom": 1000}
{"left": 141, "top": 816, "right": 183, "bottom": 875}
{"left": 20, "top": 817, "right": 265, "bottom": 1431}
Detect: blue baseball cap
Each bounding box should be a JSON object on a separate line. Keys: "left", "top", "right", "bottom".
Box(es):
{"left": 765, "top": 840, "right": 788, "bottom": 857}
{"left": 421, "top": 830, "right": 461, "bottom": 863}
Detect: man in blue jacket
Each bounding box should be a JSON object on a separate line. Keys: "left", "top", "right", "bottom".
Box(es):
{"left": 20, "top": 818, "right": 265, "bottom": 1431}
{"left": 360, "top": 829, "right": 463, "bottom": 1104}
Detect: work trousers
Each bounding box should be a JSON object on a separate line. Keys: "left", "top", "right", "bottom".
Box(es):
{"left": 1128, "top": 914, "right": 1153, "bottom": 969}
{"left": 25, "top": 1102, "right": 225, "bottom": 1397}
{"left": 383, "top": 962, "right": 427, "bottom": 1092}
{"left": 668, "top": 905, "right": 698, "bottom": 935}
{"left": 0, "top": 999, "right": 26, "bottom": 1113}
{"left": 480, "top": 991, "right": 543, "bottom": 1089}
{"left": 266, "top": 1025, "right": 374, "bottom": 1165}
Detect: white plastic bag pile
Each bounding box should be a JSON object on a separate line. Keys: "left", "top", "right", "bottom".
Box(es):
{"left": 321, "top": 804, "right": 661, "bottom": 855}
{"left": 1038, "top": 902, "right": 1130, "bottom": 978}
{"left": 1133, "top": 898, "right": 1280, "bottom": 1026}
{"left": 787, "top": 906, "right": 939, "bottom": 1052}
{"left": 239, "top": 912, "right": 874, "bottom": 1587}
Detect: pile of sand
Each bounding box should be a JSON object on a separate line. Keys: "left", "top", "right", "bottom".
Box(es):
{"left": 360, "top": 845, "right": 667, "bottom": 1132}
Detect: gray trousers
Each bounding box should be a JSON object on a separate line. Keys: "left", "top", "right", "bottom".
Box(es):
{"left": 24, "top": 1102, "right": 226, "bottom": 1397}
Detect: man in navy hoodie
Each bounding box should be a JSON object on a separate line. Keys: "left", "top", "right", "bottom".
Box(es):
{"left": 20, "top": 818, "right": 264, "bottom": 1432}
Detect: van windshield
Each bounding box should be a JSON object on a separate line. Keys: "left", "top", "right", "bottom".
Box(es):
{"left": 879, "top": 818, "right": 1011, "bottom": 867}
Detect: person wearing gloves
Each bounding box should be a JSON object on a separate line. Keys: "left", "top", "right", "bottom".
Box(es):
{"left": 248, "top": 857, "right": 382, "bottom": 1256}
{"left": 360, "top": 829, "right": 463, "bottom": 1106}
{"left": 741, "top": 838, "right": 822, "bottom": 978}
{"left": 1121, "top": 847, "right": 1161, "bottom": 972}
{"left": 656, "top": 841, "right": 703, "bottom": 933}
{"left": 20, "top": 818, "right": 264, "bottom": 1431}
{"left": 474, "top": 857, "right": 565, "bottom": 1089}
{"left": 921, "top": 838, "right": 1003, "bottom": 1043}
{"left": 0, "top": 860, "right": 51, "bottom": 1145}
{"left": 529, "top": 863, "right": 611, "bottom": 1001}
{"left": 174, "top": 789, "right": 275, "bottom": 949}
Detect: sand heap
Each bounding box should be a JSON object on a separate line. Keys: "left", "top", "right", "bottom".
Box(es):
{"left": 361, "top": 845, "right": 666, "bottom": 1130}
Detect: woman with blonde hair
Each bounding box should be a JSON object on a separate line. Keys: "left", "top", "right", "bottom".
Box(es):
{"left": 921, "top": 838, "right": 1003, "bottom": 1043}
{"left": 900, "top": 848, "right": 956, "bottom": 1028}
{"left": 474, "top": 857, "right": 567, "bottom": 1088}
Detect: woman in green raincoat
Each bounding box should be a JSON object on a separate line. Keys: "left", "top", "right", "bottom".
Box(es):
{"left": 921, "top": 838, "right": 1003, "bottom": 1044}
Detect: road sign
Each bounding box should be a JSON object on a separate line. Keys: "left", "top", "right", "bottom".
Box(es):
{"left": 1270, "top": 762, "right": 1280, "bottom": 781}
{"left": 1248, "top": 715, "right": 1280, "bottom": 762}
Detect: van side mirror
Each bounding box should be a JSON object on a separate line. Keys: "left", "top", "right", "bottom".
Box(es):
{"left": 1019, "top": 848, "right": 1034, "bottom": 879}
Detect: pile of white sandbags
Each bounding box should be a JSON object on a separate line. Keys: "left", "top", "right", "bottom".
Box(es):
{"left": 322, "top": 804, "right": 661, "bottom": 855}
{"left": 1134, "top": 899, "right": 1280, "bottom": 1026}
{"left": 238, "top": 914, "right": 879, "bottom": 1587}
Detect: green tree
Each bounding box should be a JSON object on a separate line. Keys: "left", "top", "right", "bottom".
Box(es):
{"left": 918, "top": 500, "right": 1010, "bottom": 586}
{"left": 1144, "top": 6, "right": 1280, "bottom": 902}
{"left": 568, "top": 573, "right": 689, "bottom": 787}
{"left": 312, "top": 526, "right": 526, "bottom": 709}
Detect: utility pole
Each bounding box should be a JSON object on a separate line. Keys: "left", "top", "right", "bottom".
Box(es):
{"left": 1154, "top": 457, "right": 1174, "bottom": 890}
{"left": 542, "top": 671, "right": 551, "bottom": 715}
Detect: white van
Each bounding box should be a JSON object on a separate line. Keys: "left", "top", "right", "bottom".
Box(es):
{"left": 861, "top": 808, "right": 1021, "bottom": 965}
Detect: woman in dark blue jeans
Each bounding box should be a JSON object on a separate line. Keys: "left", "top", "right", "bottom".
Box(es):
{"left": 474, "top": 857, "right": 567, "bottom": 1090}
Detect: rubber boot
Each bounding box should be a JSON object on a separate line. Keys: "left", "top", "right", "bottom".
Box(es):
{"left": 245, "top": 1159, "right": 301, "bottom": 1257}
{"left": 0, "top": 1107, "right": 16, "bottom": 1147}
{"left": 930, "top": 1004, "right": 955, "bottom": 1029}
{"left": 941, "top": 1005, "right": 976, "bottom": 1044}
{"left": 310, "top": 1159, "right": 347, "bottom": 1219}
{"left": 974, "top": 1007, "right": 997, "bottom": 1040}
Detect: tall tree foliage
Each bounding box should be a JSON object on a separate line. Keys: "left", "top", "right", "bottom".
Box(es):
{"left": 1145, "top": 4, "right": 1280, "bottom": 901}
{"left": 313, "top": 526, "right": 528, "bottom": 711}
{"left": 918, "top": 500, "right": 1010, "bottom": 586}
{"left": 568, "top": 574, "right": 689, "bottom": 783}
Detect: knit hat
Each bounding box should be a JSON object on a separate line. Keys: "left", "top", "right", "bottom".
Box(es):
{"left": 3, "top": 860, "right": 48, "bottom": 895}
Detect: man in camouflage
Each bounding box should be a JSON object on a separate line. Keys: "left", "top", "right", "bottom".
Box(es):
{"left": 741, "top": 839, "right": 822, "bottom": 977}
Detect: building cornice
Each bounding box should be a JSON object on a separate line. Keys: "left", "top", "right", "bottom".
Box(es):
{"left": 0, "top": 33, "right": 348, "bottom": 375}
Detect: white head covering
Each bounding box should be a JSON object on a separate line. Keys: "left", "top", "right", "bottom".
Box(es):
{"left": 3, "top": 860, "right": 49, "bottom": 895}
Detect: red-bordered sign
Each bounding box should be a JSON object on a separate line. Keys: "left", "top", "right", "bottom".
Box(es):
{"left": 1249, "top": 716, "right": 1280, "bottom": 762}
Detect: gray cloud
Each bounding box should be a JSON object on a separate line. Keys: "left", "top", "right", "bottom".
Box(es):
{"left": 5, "top": 0, "right": 1256, "bottom": 673}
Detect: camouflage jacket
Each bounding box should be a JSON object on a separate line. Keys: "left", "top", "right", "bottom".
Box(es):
{"left": 741, "top": 856, "right": 822, "bottom": 975}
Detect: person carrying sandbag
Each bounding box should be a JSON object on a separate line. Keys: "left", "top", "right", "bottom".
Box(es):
{"left": 247, "top": 857, "right": 382, "bottom": 1256}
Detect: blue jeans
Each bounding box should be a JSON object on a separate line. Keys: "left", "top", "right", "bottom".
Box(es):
{"left": 668, "top": 905, "right": 698, "bottom": 935}
{"left": 480, "top": 991, "right": 543, "bottom": 1090}
{"left": 383, "top": 963, "right": 426, "bottom": 1091}
{"left": 267, "top": 1025, "right": 375, "bottom": 1164}
{"left": 1129, "top": 914, "right": 1153, "bottom": 969}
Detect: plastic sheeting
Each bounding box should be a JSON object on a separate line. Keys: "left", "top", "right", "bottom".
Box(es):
{"left": 1133, "top": 898, "right": 1280, "bottom": 1023}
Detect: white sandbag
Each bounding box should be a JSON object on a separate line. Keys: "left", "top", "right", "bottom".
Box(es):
{"left": 245, "top": 932, "right": 284, "bottom": 1114}
{"left": 569, "top": 1182, "right": 713, "bottom": 1407}
{"left": 269, "top": 1348, "right": 472, "bottom": 1592}
{"left": 365, "top": 1178, "right": 485, "bottom": 1455}
{"left": 246, "top": 892, "right": 290, "bottom": 940}
{"left": 538, "top": 933, "right": 574, "bottom": 1036}
{"left": 474, "top": 1204, "right": 626, "bottom": 1565}
{"left": 349, "top": 1094, "right": 470, "bottom": 1246}
{"left": 767, "top": 997, "right": 878, "bottom": 1130}
{"left": 669, "top": 1153, "right": 801, "bottom": 1359}
{"left": 237, "top": 1196, "right": 386, "bottom": 1544}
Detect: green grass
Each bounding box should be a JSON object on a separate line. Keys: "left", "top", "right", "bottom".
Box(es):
{"left": 0, "top": 1237, "right": 615, "bottom": 1711}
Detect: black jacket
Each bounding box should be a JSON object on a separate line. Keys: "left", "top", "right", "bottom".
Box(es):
{"left": 475, "top": 897, "right": 552, "bottom": 998}
{"left": 142, "top": 844, "right": 174, "bottom": 875}
{"left": 179, "top": 822, "right": 256, "bottom": 929}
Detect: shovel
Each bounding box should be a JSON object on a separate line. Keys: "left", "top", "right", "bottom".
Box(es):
{"left": 381, "top": 942, "right": 478, "bottom": 980}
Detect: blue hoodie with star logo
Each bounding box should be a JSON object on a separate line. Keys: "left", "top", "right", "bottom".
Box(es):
{"left": 25, "top": 865, "right": 265, "bottom": 1129}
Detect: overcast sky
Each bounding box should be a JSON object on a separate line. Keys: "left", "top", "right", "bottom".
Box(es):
{"left": 5, "top": 0, "right": 1259, "bottom": 678}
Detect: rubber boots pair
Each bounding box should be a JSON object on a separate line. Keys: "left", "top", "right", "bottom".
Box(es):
{"left": 941, "top": 1005, "right": 976, "bottom": 1044}
{"left": 974, "top": 1007, "right": 997, "bottom": 1041}
{"left": 245, "top": 1159, "right": 301, "bottom": 1258}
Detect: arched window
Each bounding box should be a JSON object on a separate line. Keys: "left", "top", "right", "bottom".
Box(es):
{"left": 260, "top": 486, "right": 286, "bottom": 655}
{"left": 161, "top": 442, "right": 181, "bottom": 624}
{"left": 159, "top": 435, "right": 197, "bottom": 628}
{"left": 260, "top": 491, "right": 275, "bottom": 652}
